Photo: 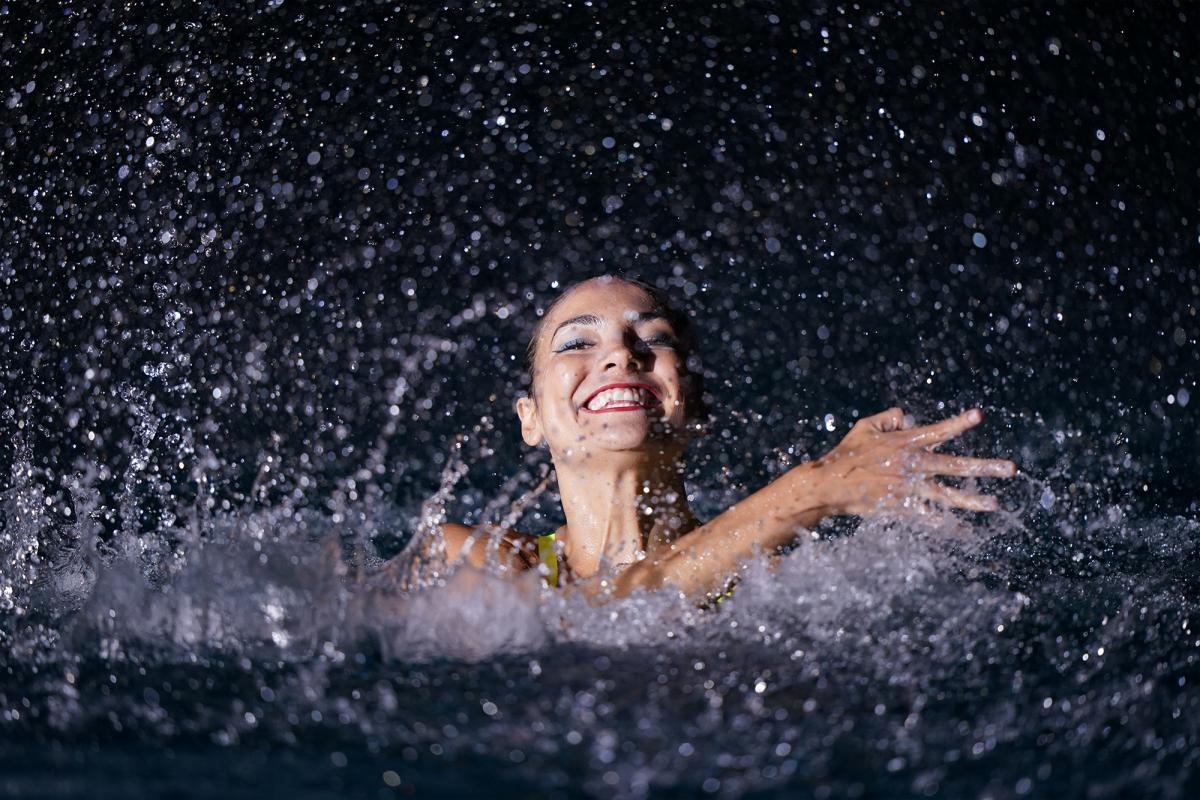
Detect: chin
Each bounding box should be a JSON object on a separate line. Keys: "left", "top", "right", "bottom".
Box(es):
{"left": 595, "top": 421, "right": 689, "bottom": 455}
{"left": 588, "top": 424, "right": 655, "bottom": 451}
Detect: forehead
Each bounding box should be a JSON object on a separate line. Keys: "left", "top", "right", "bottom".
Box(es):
{"left": 543, "top": 280, "right": 659, "bottom": 329}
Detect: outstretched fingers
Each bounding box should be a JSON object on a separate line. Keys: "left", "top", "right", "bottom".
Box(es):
{"left": 905, "top": 408, "right": 984, "bottom": 448}
{"left": 920, "top": 480, "right": 1001, "bottom": 512}
{"left": 864, "top": 406, "right": 914, "bottom": 433}
{"left": 922, "top": 453, "right": 1017, "bottom": 479}
{"left": 824, "top": 406, "right": 1016, "bottom": 518}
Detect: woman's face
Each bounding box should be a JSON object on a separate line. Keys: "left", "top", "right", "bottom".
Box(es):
{"left": 516, "top": 278, "right": 692, "bottom": 464}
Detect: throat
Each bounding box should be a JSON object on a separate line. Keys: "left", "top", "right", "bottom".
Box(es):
{"left": 555, "top": 463, "right": 698, "bottom": 578}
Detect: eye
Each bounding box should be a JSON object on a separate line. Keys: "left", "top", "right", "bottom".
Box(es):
{"left": 553, "top": 337, "right": 592, "bottom": 353}
{"left": 641, "top": 333, "right": 678, "bottom": 349}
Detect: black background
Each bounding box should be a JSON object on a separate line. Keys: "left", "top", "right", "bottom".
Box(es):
{"left": 2, "top": 1, "right": 1197, "bottom": 541}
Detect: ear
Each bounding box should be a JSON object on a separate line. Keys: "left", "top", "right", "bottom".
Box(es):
{"left": 515, "top": 395, "right": 544, "bottom": 446}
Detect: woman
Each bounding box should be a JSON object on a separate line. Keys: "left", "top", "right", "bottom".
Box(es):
{"left": 438, "top": 276, "right": 1016, "bottom": 604}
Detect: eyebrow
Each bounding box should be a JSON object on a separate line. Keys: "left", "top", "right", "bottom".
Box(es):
{"left": 551, "top": 311, "right": 666, "bottom": 338}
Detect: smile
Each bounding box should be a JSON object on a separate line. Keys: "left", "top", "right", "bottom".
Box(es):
{"left": 581, "top": 383, "right": 662, "bottom": 413}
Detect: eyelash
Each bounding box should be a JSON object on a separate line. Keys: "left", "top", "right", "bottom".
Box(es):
{"left": 554, "top": 338, "right": 592, "bottom": 353}
{"left": 554, "top": 334, "right": 676, "bottom": 353}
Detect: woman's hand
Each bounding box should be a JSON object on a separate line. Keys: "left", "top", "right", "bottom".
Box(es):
{"left": 806, "top": 407, "right": 1017, "bottom": 516}
{"left": 607, "top": 407, "right": 1016, "bottom": 604}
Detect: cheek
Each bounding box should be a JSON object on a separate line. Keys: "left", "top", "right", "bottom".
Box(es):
{"left": 554, "top": 362, "right": 585, "bottom": 389}
{"left": 656, "top": 357, "right": 685, "bottom": 392}
{"left": 533, "top": 362, "right": 583, "bottom": 408}
{"left": 669, "top": 363, "right": 701, "bottom": 420}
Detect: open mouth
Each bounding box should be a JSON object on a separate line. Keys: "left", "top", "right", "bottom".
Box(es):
{"left": 582, "top": 384, "right": 662, "bottom": 413}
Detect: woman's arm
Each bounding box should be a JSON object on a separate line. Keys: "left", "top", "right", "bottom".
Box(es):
{"left": 612, "top": 408, "right": 1016, "bottom": 602}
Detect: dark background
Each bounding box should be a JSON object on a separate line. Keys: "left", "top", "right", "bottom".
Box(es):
{"left": 2, "top": 1, "right": 1197, "bottom": 544}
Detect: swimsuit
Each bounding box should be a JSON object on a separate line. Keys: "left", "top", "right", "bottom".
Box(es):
{"left": 536, "top": 532, "right": 734, "bottom": 605}
{"left": 537, "top": 533, "right": 560, "bottom": 587}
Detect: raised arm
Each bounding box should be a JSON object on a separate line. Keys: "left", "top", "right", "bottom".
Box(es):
{"left": 612, "top": 408, "right": 1016, "bottom": 602}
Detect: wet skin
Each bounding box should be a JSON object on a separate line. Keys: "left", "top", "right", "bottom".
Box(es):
{"left": 516, "top": 278, "right": 693, "bottom": 466}
{"left": 438, "top": 277, "right": 1018, "bottom": 602}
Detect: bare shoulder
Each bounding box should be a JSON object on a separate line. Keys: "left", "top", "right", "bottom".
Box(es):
{"left": 440, "top": 523, "right": 539, "bottom": 572}
{"left": 440, "top": 523, "right": 477, "bottom": 560}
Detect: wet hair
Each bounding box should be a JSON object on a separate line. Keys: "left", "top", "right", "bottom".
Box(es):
{"left": 523, "top": 276, "right": 708, "bottom": 421}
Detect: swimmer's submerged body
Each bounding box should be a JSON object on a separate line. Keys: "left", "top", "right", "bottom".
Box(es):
{"left": 430, "top": 276, "right": 1017, "bottom": 605}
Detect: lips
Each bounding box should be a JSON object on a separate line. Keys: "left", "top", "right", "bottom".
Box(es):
{"left": 581, "top": 383, "right": 662, "bottom": 413}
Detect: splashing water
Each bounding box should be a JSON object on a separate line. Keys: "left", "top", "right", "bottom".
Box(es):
{"left": 2, "top": 1, "right": 1197, "bottom": 798}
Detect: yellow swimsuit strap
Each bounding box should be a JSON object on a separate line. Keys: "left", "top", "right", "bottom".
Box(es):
{"left": 535, "top": 532, "right": 731, "bottom": 602}
{"left": 712, "top": 579, "right": 737, "bottom": 606}
{"left": 537, "top": 533, "right": 559, "bottom": 587}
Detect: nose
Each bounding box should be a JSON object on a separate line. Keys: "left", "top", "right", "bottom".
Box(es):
{"left": 602, "top": 334, "right": 647, "bottom": 372}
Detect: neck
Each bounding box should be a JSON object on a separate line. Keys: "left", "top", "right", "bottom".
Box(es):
{"left": 553, "top": 451, "right": 698, "bottom": 579}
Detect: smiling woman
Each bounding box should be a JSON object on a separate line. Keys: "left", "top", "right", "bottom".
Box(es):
{"left": 435, "top": 276, "right": 1017, "bottom": 604}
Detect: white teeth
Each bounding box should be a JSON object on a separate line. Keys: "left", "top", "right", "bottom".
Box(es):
{"left": 585, "top": 387, "right": 656, "bottom": 410}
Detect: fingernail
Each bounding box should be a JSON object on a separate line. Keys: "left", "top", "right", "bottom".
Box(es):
{"left": 967, "top": 409, "right": 982, "bottom": 423}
